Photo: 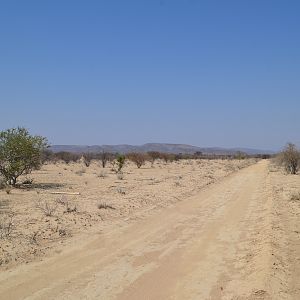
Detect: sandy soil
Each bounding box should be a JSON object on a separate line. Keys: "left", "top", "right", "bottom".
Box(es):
{"left": 0, "top": 159, "right": 299, "bottom": 299}
{"left": 0, "top": 158, "right": 254, "bottom": 269}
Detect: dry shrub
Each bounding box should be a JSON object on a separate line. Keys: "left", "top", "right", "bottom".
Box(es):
{"left": 82, "top": 153, "right": 93, "bottom": 167}
{"left": 97, "top": 151, "right": 113, "bottom": 168}
{"left": 147, "top": 151, "right": 161, "bottom": 166}
{"left": 36, "top": 199, "right": 58, "bottom": 216}
{"left": 127, "top": 152, "right": 147, "bottom": 168}
{"left": 278, "top": 143, "right": 300, "bottom": 174}
{"left": 56, "top": 195, "right": 77, "bottom": 213}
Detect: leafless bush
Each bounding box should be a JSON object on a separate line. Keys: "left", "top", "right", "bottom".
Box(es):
{"left": 147, "top": 151, "right": 161, "bottom": 167}
{"left": 278, "top": 143, "right": 300, "bottom": 174}
{"left": 97, "top": 151, "right": 112, "bottom": 168}
{"left": 36, "top": 199, "right": 58, "bottom": 216}
{"left": 56, "top": 195, "right": 77, "bottom": 213}
{"left": 127, "top": 152, "right": 147, "bottom": 168}
{"left": 82, "top": 153, "right": 93, "bottom": 167}
{"left": 0, "top": 214, "right": 14, "bottom": 239}
{"left": 160, "top": 153, "right": 175, "bottom": 164}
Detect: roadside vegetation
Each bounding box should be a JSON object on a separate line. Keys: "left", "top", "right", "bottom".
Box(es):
{"left": 0, "top": 127, "right": 48, "bottom": 186}
{"left": 0, "top": 126, "right": 273, "bottom": 269}
{"left": 278, "top": 143, "right": 300, "bottom": 174}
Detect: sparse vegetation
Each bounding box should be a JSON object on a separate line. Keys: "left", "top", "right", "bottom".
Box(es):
{"left": 234, "top": 151, "right": 248, "bottom": 160}
{"left": 53, "top": 152, "right": 80, "bottom": 164}
{"left": 56, "top": 195, "right": 77, "bottom": 213}
{"left": 0, "top": 153, "right": 256, "bottom": 269}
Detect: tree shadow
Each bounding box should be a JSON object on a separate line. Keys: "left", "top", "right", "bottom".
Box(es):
{"left": 16, "top": 182, "right": 66, "bottom": 190}
{"left": 0, "top": 199, "right": 10, "bottom": 215}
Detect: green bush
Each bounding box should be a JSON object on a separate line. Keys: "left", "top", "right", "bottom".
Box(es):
{"left": 116, "top": 154, "right": 126, "bottom": 173}
{"left": 0, "top": 127, "right": 48, "bottom": 185}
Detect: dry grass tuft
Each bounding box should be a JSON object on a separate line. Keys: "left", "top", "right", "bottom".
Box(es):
{"left": 36, "top": 199, "right": 58, "bottom": 216}
{"left": 290, "top": 192, "right": 300, "bottom": 202}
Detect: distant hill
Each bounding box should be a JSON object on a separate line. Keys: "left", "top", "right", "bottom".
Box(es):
{"left": 50, "top": 143, "right": 275, "bottom": 155}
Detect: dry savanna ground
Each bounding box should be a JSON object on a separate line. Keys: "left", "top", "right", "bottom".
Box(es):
{"left": 0, "top": 158, "right": 299, "bottom": 299}
{"left": 0, "top": 158, "right": 254, "bottom": 269}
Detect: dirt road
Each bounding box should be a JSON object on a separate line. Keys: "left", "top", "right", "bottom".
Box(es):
{"left": 0, "top": 161, "right": 286, "bottom": 299}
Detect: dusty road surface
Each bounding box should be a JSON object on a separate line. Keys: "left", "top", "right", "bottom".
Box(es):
{"left": 0, "top": 161, "right": 294, "bottom": 299}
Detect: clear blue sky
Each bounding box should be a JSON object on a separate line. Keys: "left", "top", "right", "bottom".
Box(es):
{"left": 0, "top": 0, "right": 299, "bottom": 150}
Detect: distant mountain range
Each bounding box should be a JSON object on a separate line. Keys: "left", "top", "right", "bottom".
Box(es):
{"left": 50, "top": 143, "right": 275, "bottom": 155}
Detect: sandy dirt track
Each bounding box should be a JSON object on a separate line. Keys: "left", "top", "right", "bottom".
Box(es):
{"left": 0, "top": 160, "right": 297, "bottom": 299}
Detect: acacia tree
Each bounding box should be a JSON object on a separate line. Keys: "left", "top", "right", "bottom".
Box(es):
{"left": 0, "top": 127, "right": 48, "bottom": 185}
{"left": 280, "top": 143, "right": 300, "bottom": 175}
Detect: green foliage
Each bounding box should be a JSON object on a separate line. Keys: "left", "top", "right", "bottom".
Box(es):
{"left": 0, "top": 127, "right": 48, "bottom": 185}
{"left": 116, "top": 154, "right": 126, "bottom": 173}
